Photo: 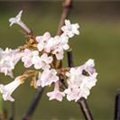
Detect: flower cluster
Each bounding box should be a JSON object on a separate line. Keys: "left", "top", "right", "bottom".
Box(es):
{"left": 0, "top": 10, "right": 98, "bottom": 102}
{"left": 0, "top": 48, "right": 23, "bottom": 77}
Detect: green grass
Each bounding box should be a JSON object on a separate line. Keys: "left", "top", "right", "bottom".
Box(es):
{"left": 0, "top": 2, "right": 120, "bottom": 120}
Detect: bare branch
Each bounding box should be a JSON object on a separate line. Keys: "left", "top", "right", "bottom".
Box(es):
{"left": 22, "top": 87, "right": 44, "bottom": 120}
{"left": 114, "top": 89, "right": 120, "bottom": 120}
{"left": 77, "top": 98, "right": 94, "bottom": 120}
{"left": 57, "top": 0, "right": 72, "bottom": 35}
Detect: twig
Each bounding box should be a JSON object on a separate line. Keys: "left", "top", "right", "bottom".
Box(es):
{"left": 57, "top": 0, "right": 72, "bottom": 35}
{"left": 77, "top": 98, "right": 94, "bottom": 120}
{"left": 67, "top": 49, "right": 74, "bottom": 67}
{"left": 67, "top": 50, "right": 94, "bottom": 120}
{"left": 114, "top": 89, "right": 120, "bottom": 120}
{"left": 22, "top": 87, "right": 44, "bottom": 120}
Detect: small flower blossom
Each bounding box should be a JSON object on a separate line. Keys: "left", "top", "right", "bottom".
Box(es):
{"left": 61, "top": 19, "right": 80, "bottom": 38}
{"left": 21, "top": 49, "right": 34, "bottom": 68}
{"left": 9, "top": 10, "right": 31, "bottom": 33}
{"left": 36, "top": 32, "right": 51, "bottom": 52}
{"left": 32, "top": 53, "right": 53, "bottom": 70}
{"left": 59, "top": 34, "right": 69, "bottom": 50}
{"left": 50, "top": 35, "right": 69, "bottom": 60}
{"left": 0, "top": 76, "right": 23, "bottom": 102}
{"left": 65, "top": 59, "right": 97, "bottom": 102}
{"left": 40, "top": 53, "right": 53, "bottom": 69}
{"left": 64, "top": 86, "right": 81, "bottom": 101}
{"left": 47, "top": 82, "right": 65, "bottom": 101}
{"left": 36, "top": 68, "right": 59, "bottom": 87}
{"left": 0, "top": 48, "right": 23, "bottom": 77}
{"left": 52, "top": 45, "right": 64, "bottom": 60}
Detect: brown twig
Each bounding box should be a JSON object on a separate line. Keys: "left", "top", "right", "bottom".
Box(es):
{"left": 77, "top": 98, "right": 94, "bottom": 120}
{"left": 57, "top": 0, "right": 72, "bottom": 35}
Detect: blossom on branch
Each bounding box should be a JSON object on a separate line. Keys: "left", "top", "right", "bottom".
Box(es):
{"left": 47, "top": 82, "right": 65, "bottom": 101}
{"left": 0, "top": 48, "right": 23, "bottom": 77}
{"left": 36, "top": 32, "right": 51, "bottom": 52}
{"left": 9, "top": 10, "right": 31, "bottom": 33}
{"left": 21, "top": 49, "right": 34, "bottom": 68}
{"left": 0, "top": 76, "right": 23, "bottom": 102}
{"left": 61, "top": 19, "right": 80, "bottom": 38}
{"left": 65, "top": 59, "right": 98, "bottom": 102}
{"left": 36, "top": 69, "right": 59, "bottom": 87}
{"left": 0, "top": 10, "right": 98, "bottom": 103}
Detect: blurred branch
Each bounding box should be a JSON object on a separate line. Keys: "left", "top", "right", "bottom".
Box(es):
{"left": 67, "top": 50, "right": 94, "bottom": 120}
{"left": 114, "top": 89, "right": 120, "bottom": 120}
{"left": 57, "top": 0, "right": 72, "bottom": 35}
{"left": 22, "top": 87, "right": 44, "bottom": 120}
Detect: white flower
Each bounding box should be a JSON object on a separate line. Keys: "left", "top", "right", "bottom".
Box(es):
{"left": 9, "top": 10, "right": 31, "bottom": 33}
{"left": 0, "top": 76, "right": 23, "bottom": 102}
{"left": 65, "top": 59, "right": 98, "bottom": 102}
{"left": 52, "top": 45, "right": 64, "bottom": 60}
{"left": 59, "top": 34, "right": 69, "bottom": 50}
{"left": 36, "top": 68, "right": 59, "bottom": 87}
{"left": 61, "top": 19, "right": 80, "bottom": 38}
{"left": 40, "top": 53, "right": 53, "bottom": 69}
{"left": 31, "top": 53, "right": 41, "bottom": 69}
{"left": 51, "top": 35, "right": 69, "bottom": 60}
{"left": 21, "top": 49, "right": 34, "bottom": 68}
{"left": 36, "top": 32, "right": 51, "bottom": 52}
{"left": 32, "top": 53, "right": 53, "bottom": 70}
{"left": 64, "top": 86, "right": 81, "bottom": 101}
{"left": 81, "top": 59, "right": 96, "bottom": 75}
{"left": 21, "top": 49, "right": 53, "bottom": 70}
{"left": 47, "top": 82, "right": 65, "bottom": 101}
{"left": 0, "top": 48, "right": 23, "bottom": 77}
{"left": 44, "top": 37, "right": 58, "bottom": 53}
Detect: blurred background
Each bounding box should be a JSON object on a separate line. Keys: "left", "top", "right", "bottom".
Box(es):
{"left": 0, "top": 1, "right": 120, "bottom": 120}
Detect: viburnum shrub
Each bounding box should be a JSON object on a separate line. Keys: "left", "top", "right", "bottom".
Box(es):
{"left": 0, "top": 10, "right": 98, "bottom": 102}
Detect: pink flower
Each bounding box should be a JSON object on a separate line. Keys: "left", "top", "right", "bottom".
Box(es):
{"left": 21, "top": 49, "right": 34, "bottom": 68}
{"left": 0, "top": 76, "right": 23, "bottom": 102}
{"left": 65, "top": 59, "right": 98, "bottom": 102}
{"left": 47, "top": 82, "right": 65, "bottom": 101}
{"left": 0, "top": 48, "right": 23, "bottom": 77}
{"left": 36, "top": 32, "right": 51, "bottom": 52}
{"left": 64, "top": 86, "right": 81, "bottom": 101}
{"left": 36, "top": 68, "right": 59, "bottom": 87}
{"left": 32, "top": 53, "right": 53, "bottom": 70}
{"left": 52, "top": 45, "right": 64, "bottom": 60}
{"left": 40, "top": 53, "right": 53, "bottom": 69}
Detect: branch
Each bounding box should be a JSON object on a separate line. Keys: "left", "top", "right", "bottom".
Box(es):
{"left": 114, "top": 89, "right": 120, "bottom": 120}
{"left": 22, "top": 87, "right": 44, "bottom": 120}
{"left": 67, "top": 50, "right": 94, "bottom": 120}
{"left": 77, "top": 98, "right": 94, "bottom": 120}
{"left": 57, "top": 0, "right": 72, "bottom": 35}
{"left": 67, "top": 49, "right": 74, "bottom": 67}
